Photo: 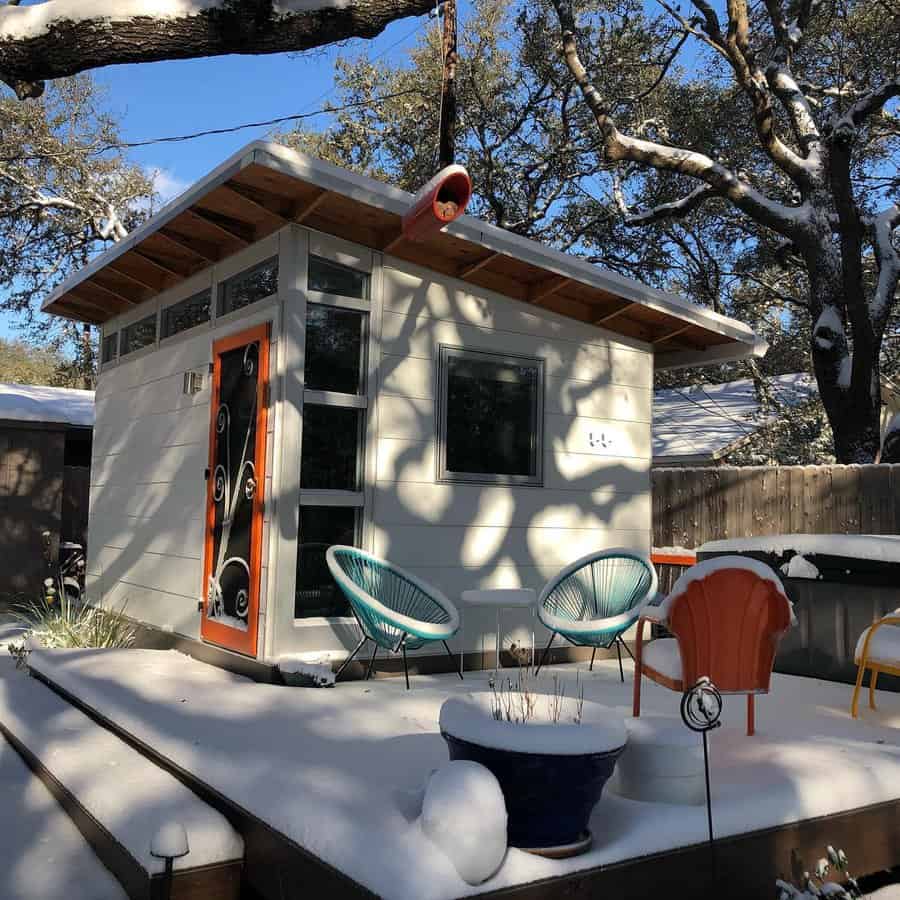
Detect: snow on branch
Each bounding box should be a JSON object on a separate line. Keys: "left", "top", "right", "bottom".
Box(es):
{"left": 0, "top": 0, "right": 435, "bottom": 99}
{"left": 615, "top": 179, "right": 717, "bottom": 227}
{"left": 0, "top": 161, "right": 128, "bottom": 243}
{"left": 869, "top": 203, "right": 900, "bottom": 327}
{"left": 552, "top": 0, "right": 807, "bottom": 238}
{"left": 832, "top": 76, "right": 900, "bottom": 138}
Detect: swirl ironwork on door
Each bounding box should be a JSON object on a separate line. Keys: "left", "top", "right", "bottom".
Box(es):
{"left": 207, "top": 342, "right": 260, "bottom": 629}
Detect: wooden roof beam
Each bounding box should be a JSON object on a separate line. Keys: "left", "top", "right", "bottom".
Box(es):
{"left": 132, "top": 249, "right": 187, "bottom": 280}
{"left": 381, "top": 230, "right": 406, "bottom": 255}
{"left": 652, "top": 323, "right": 694, "bottom": 345}
{"left": 53, "top": 298, "right": 102, "bottom": 324}
{"left": 218, "top": 183, "right": 287, "bottom": 224}
{"left": 158, "top": 227, "right": 222, "bottom": 264}
{"left": 67, "top": 287, "right": 113, "bottom": 318}
{"left": 527, "top": 275, "right": 571, "bottom": 306}
{"left": 293, "top": 189, "right": 330, "bottom": 224}
{"left": 106, "top": 261, "right": 163, "bottom": 293}
{"left": 458, "top": 251, "right": 500, "bottom": 279}
{"left": 594, "top": 301, "right": 635, "bottom": 325}
{"left": 185, "top": 207, "right": 253, "bottom": 246}
{"left": 80, "top": 279, "right": 136, "bottom": 309}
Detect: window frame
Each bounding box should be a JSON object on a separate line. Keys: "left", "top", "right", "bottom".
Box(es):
{"left": 293, "top": 246, "right": 374, "bottom": 623}
{"left": 160, "top": 286, "right": 212, "bottom": 340}
{"left": 120, "top": 312, "right": 158, "bottom": 357}
{"left": 100, "top": 331, "right": 118, "bottom": 366}
{"left": 216, "top": 255, "right": 279, "bottom": 319}
{"left": 436, "top": 344, "right": 545, "bottom": 487}
{"left": 307, "top": 253, "right": 371, "bottom": 301}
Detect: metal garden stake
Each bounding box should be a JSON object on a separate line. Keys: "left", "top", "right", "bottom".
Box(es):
{"left": 681, "top": 676, "right": 723, "bottom": 891}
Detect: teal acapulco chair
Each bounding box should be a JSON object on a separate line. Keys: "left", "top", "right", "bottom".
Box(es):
{"left": 326, "top": 546, "right": 463, "bottom": 689}
{"left": 535, "top": 548, "right": 658, "bottom": 680}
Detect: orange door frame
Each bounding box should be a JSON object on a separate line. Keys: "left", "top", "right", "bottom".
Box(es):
{"left": 200, "top": 323, "right": 270, "bottom": 657}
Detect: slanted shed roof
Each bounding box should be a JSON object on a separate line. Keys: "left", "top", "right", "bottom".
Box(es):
{"left": 0, "top": 383, "right": 94, "bottom": 428}
{"left": 652, "top": 373, "right": 815, "bottom": 464}
{"left": 43, "top": 142, "right": 763, "bottom": 369}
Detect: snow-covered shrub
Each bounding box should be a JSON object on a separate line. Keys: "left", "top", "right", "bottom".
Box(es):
{"left": 776, "top": 846, "right": 861, "bottom": 899}
{"left": 488, "top": 666, "right": 584, "bottom": 725}
{"left": 277, "top": 654, "right": 336, "bottom": 687}
{"left": 420, "top": 761, "right": 507, "bottom": 885}
{"left": 11, "top": 592, "right": 136, "bottom": 652}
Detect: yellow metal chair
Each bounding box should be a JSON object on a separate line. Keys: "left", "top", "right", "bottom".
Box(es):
{"left": 851, "top": 611, "right": 900, "bottom": 718}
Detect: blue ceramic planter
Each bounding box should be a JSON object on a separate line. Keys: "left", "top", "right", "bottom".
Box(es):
{"left": 441, "top": 731, "right": 624, "bottom": 852}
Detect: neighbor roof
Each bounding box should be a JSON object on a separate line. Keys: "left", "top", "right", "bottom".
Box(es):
{"left": 43, "top": 142, "right": 763, "bottom": 370}
{"left": 0, "top": 383, "right": 94, "bottom": 428}
{"left": 653, "top": 373, "right": 815, "bottom": 464}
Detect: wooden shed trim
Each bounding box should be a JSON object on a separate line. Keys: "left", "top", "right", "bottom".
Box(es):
{"left": 42, "top": 142, "right": 763, "bottom": 368}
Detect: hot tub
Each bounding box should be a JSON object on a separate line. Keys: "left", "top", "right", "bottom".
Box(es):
{"left": 698, "top": 535, "right": 900, "bottom": 691}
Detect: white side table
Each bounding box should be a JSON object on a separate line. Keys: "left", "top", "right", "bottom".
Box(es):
{"left": 460, "top": 588, "right": 537, "bottom": 670}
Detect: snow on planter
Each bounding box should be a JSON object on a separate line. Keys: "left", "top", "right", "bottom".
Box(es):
{"left": 440, "top": 694, "right": 627, "bottom": 854}
{"left": 611, "top": 716, "right": 705, "bottom": 806}
{"left": 439, "top": 694, "right": 626, "bottom": 756}
{"left": 420, "top": 761, "right": 507, "bottom": 885}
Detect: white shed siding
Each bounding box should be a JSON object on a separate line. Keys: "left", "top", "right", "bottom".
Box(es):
{"left": 86, "top": 224, "right": 655, "bottom": 666}
{"left": 367, "top": 262, "right": 653, "bottom": 658}
{"left": 87, "top": 236, "right": 284, "bottom": 647}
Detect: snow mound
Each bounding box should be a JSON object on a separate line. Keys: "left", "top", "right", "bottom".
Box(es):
{"left": 276, "top": 653, "right": 335, "bottom": 687}
{"left": 420, "top": 762, "right": 507, "bottom": 885}
{"left": 781, "top": 554, "right": 820, "bottom": 580}
{"left": 700, "top": 533, "right": 900, "bottom": 565}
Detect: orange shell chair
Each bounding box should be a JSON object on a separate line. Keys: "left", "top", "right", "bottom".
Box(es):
{"left": 632, "top": 556, "right": 795, "bottom": 736}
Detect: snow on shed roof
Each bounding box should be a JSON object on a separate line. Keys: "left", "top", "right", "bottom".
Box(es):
{"left": 41, "top": 141, "right": 763, "bottom": 370}
{"left": 652, "top": 372, "right": 814, "bottom": 464}
{"left": 0, "top": 383, "right": 94, "bottom": 428}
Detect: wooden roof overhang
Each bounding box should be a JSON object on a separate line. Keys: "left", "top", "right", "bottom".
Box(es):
{"left": 42, "top": 142, "right": 764, "bottom": 370}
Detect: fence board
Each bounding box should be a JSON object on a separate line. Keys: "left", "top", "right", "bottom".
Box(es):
{"left": 652, "top": 464, "right": 900, "bottom": 549}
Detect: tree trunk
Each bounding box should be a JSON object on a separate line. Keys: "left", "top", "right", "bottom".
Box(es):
{"left": 806, "top": 249, "right": 882, "bottom": 463}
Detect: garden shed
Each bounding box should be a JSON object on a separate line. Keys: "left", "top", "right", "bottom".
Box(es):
{"left": 0, "top": 383, "right": 93, "bottom": 600}
{"left": 42, "top": 141, "right": 762, "bottom": 670}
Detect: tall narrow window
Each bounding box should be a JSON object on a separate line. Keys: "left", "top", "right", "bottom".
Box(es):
{"left": 305, "top": 305, "right": 365, "bottom": 394}
{"left": 295, "top": 255, "right": 371, "bottom": 619}
{"left": 120, "top": 314, "right": 157, "bottom": 356}
{"left": 437, "top": 346, "right": 544, "bottom": 485}
{"left": 295, "top": 507, "right": 356, "bottom": 617}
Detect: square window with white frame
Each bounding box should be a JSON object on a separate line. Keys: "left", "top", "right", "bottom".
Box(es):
{"left": 437, "top": 346, "right": 544, "bottom": 485}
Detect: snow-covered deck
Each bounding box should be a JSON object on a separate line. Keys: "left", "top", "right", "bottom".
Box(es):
{"left": 26, "top": 648, "right": 900, "bottom": 900}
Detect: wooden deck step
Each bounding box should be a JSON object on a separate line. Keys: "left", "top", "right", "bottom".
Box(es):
{"left": 0, "top": 661, "right": 244, "bottom": 900}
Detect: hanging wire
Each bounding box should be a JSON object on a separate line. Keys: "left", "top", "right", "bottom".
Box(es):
{"left": 1, "top": 15, "right": 432, "bottom": 164}
{"left": 263, "top": 15, "right": 430, "bottom": 141}
{"left": 0, "top": 90, "right": 427, "bottom": 163}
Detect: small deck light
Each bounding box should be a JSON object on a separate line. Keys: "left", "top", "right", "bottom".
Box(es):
{"left": 150, "top": 821, "right": 190, "bottom": 900}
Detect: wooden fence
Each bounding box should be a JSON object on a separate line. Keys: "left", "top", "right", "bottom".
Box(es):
{"left": 652, "top": 464, "right": 900, "bottom": 550}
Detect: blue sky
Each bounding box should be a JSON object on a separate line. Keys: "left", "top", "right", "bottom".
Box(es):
{"left": 2, "top": 5, "right": 459, "bottom": 341}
